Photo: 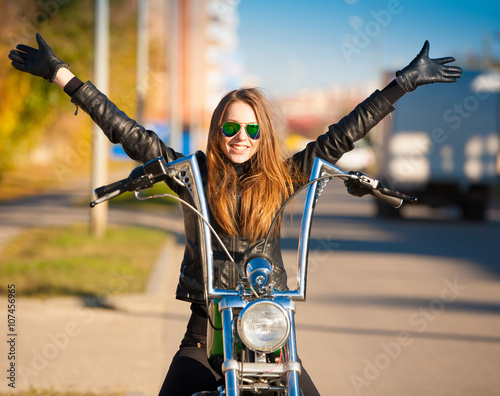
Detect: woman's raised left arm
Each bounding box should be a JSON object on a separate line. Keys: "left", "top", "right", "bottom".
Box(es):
{"left": 291, "top": 40, "right": 462, "bottom": 175}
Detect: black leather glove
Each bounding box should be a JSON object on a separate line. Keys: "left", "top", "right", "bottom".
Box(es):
{"left": 8, "top": 33, "right": 68, "bottom": 83}
{"left": 344, "top": 171, "right": 372, "bottom": 198}
{"left": 396, "top": 40, "right": 462, "bottom": 92}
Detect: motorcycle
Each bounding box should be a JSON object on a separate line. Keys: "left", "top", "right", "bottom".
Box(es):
{"left": 90, "top": 154, "right": 416, "bottom": 395}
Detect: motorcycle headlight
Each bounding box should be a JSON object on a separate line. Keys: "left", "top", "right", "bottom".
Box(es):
{"left": 237, "top": 300, "right": 290, "bottom": 353}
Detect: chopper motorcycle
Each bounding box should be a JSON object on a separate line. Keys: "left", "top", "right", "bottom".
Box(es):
{"left": 90, "top": 154, "right": 416, "bottom": 395}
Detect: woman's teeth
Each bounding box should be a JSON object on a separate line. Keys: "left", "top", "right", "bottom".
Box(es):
{"left": 231, "top": 145, "right": 247, "bottom": 151}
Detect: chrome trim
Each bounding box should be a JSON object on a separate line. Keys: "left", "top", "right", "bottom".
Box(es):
{"left": 237, "top": 361, "right": 301, "bottom": 375}
{"left": 219, "top": 296, "right": 296, "bottom": 312}
{"left": 219, "top": 296, "right": 247, "bottom": 311}
{"left": 294, "top": 157, "right": 348, "bottom": 300}
{"left": 222, "top": 359, "right": 239, "bottom": 373}
{"left": 246, "top": 256, "right": 273, "bottom": 289}
{"left": 286, "top": 309, "right": 300, "bottom": 396}
{"left": 166, "top": 155, "right": 215, "bottom": 300}
{"left": 222, "top": 308, "right": 239, "bottom": 395}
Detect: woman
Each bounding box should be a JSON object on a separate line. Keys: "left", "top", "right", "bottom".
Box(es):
{"left": 9, "top": 34, "right": 461, "bottom": 395}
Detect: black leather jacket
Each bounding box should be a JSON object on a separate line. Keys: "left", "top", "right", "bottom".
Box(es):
{"left": 71, "top": 82, "right": 394, "bottom": 303}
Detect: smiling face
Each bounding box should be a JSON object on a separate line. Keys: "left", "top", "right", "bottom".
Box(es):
{"left": 219, "top": 101, "right": 260, "bottom": 164}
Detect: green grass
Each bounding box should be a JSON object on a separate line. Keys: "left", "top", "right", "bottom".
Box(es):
{"left": 0, "top": 224, "right": 167, "bottom": 298}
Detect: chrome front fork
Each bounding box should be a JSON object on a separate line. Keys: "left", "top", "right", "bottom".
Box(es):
{"left": 222, "top": 308, "right": 239, "bottom": 394}
{"left": 286, "top": 312, "right": 300, "bottom": 396}
{"left": 220, "top": 303, "right": 301, "bottom": 396}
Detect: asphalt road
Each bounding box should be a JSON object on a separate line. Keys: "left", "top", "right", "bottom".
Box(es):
{"left": 281, "top": 182, "right": 500, "bottom": 396}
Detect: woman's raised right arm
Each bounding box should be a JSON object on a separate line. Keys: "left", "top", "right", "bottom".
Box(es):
{"left": 9, "top": 33, "right": 183, "bottom": 165}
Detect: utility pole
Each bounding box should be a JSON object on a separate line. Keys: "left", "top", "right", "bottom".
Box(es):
{"left": 137, "top": 0, "right": 149, "bottom": 125}
{"left": 90, "top": 0, "right": 110, "bottom": 237}
{"left": 169, "top": 0, "right": 182, "bottom": 152}
{"left": 188, "top": 0, "right": 204, "bottom": 151}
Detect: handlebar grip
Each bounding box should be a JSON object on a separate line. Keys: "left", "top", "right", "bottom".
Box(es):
{"left": 90, "top": 157, "right": 170, "bottom": 207}
{"left": 94, "top": 178, "right": 128, "bottom": 199}
{"left": 371, "top": 189, "right": 403, "bottom": 208}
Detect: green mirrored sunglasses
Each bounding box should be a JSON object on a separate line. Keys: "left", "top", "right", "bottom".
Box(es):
{"left": 221, "top": 121, "right": 261, "bottom": 140}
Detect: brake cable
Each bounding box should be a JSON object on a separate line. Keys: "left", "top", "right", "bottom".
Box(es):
{"left": 261, "top": 174, "right": 338, "bottom": 254}
{"left": 135, "top": 190, "right": 245, "bottom": 331}
{"left": 134, "top": 190, "right": 241, "bottom": 275}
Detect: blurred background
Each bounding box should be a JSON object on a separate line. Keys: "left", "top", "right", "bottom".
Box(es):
{"left": 1, "top": 1, "right": 500, "bottom": 395}
{"left": 0, "top": 0, "right": 499, "bottom": 171}
{"left": 1, "top": 0, "right": 500, "bottom": 219}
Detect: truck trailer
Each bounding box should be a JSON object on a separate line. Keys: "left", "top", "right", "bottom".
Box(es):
{"left": 375, "top": 70, "right": 500, "bottom": 220}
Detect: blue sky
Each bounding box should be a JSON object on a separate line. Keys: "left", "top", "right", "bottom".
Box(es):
{"left": 237, "top": 0, "right": 500, "bottom": 96}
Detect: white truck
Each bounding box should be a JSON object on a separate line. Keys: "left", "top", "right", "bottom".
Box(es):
{"left": 375, "top": 70, "right": 500, "bottom": 220}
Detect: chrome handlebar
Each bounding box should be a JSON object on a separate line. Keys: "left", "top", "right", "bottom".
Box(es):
{"left": 91, "top": 155, "right": 413, "bottom": 301}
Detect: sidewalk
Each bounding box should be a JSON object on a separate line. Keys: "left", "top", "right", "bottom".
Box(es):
{"left": 0, "top": 178, "right": 190, "bottom": 395}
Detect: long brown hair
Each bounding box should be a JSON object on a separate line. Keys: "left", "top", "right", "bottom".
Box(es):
{"left": 206, "top": 88, "right": 303, "bottom": 241}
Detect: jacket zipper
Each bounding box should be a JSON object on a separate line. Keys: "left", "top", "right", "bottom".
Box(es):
{"left": 230, "top": 234, "right": 236, "bottom": 288}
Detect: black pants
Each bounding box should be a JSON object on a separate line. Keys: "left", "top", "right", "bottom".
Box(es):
{"left": 159, "top": 303, "right": 320, "bottom": 396}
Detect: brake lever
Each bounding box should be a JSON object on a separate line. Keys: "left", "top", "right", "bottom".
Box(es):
{"left": 352, "top": 173, "right": 418, "bottom": 204}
